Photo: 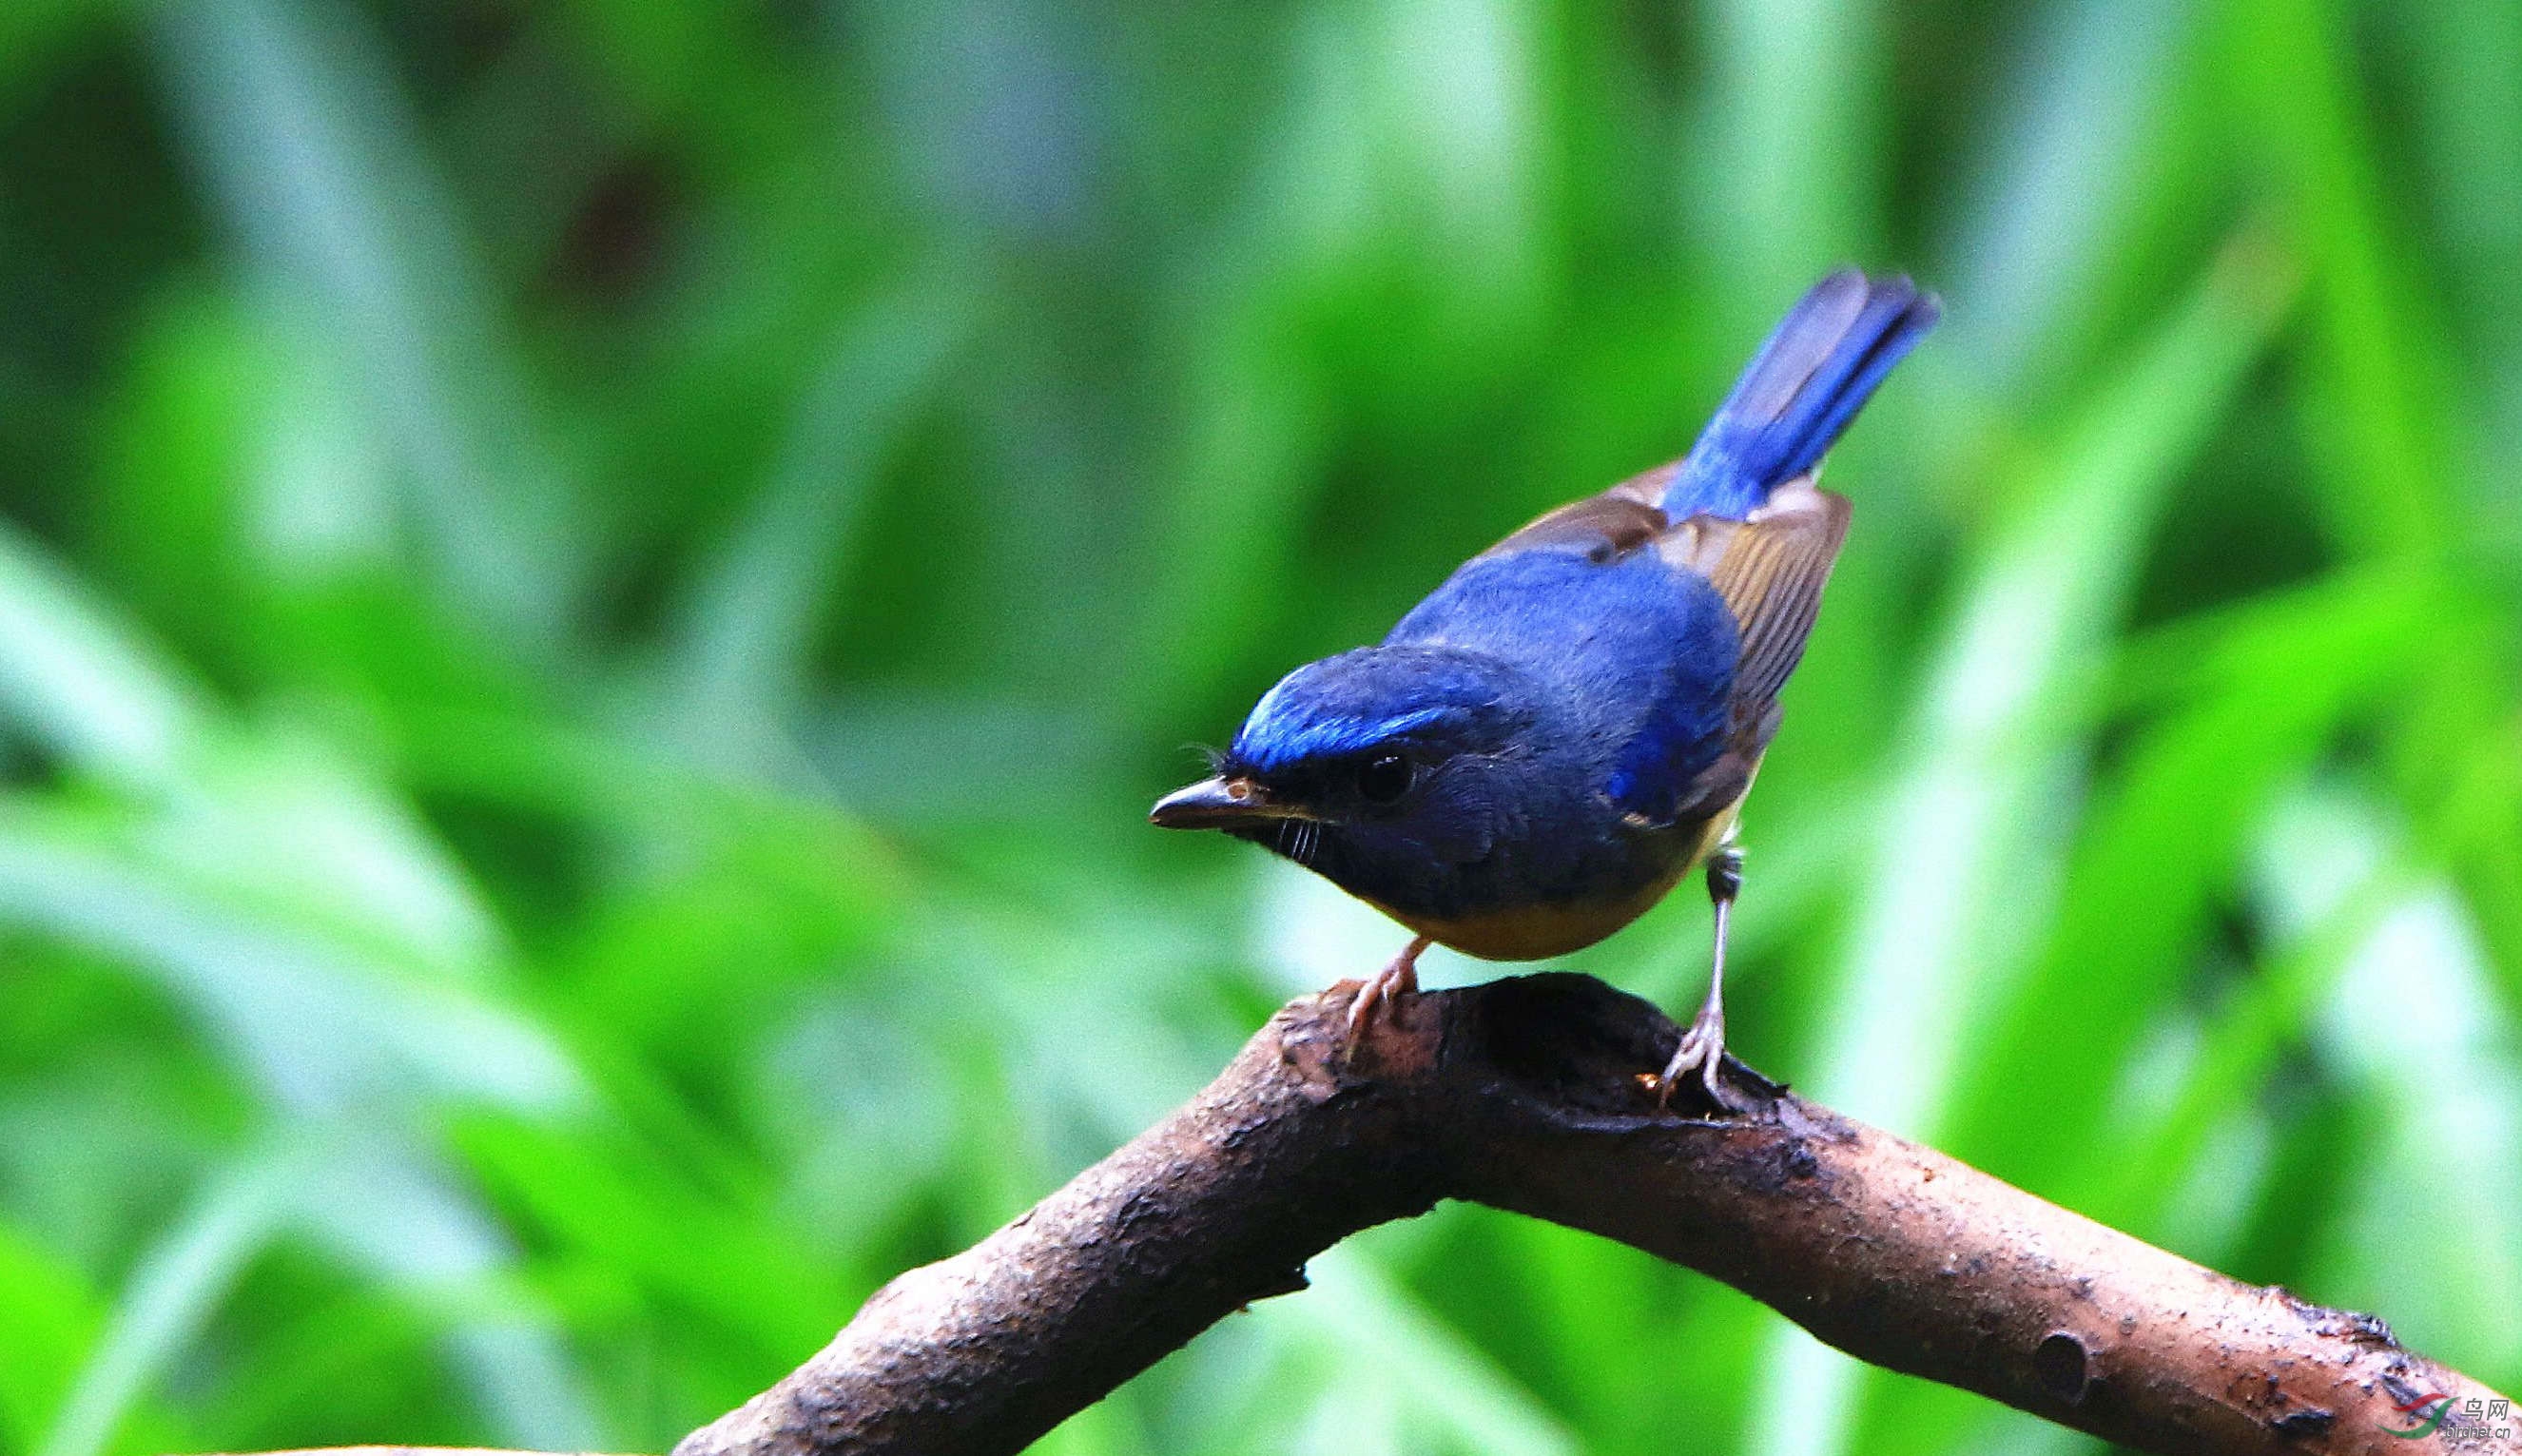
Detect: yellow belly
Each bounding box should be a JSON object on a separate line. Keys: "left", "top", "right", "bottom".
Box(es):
{"left": 1373, "top": 801, "right": 1742, "bottom": 961}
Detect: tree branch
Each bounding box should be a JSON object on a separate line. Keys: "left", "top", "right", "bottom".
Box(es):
{"left": 661, "top": 973, "right": 2512, "bottom": 1456}
{"left": 214, "top": 975, "right": 2512, "bottom": 1456}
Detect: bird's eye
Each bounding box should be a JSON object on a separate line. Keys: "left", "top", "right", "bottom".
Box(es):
{"left": 1355, "top": 752, "right": 1412, "bottom": 805}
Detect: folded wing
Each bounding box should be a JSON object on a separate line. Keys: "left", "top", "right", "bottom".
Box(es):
{"left": 1651, "top": 478, "right": 1851, "bottom": 823}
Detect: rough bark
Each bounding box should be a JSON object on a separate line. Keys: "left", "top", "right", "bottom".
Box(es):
{"left": 664, "top": 973, "right": 2514, "bottom": 1456}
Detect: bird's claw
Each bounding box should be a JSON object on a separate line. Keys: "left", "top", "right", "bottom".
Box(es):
{"left": 1652, "top": 1007, "right": 1753, "bottom": 1115}
{"left": 1346, "top": 936, "right": 1428, "bottom": 1039}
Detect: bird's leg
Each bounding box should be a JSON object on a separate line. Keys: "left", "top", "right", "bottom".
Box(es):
{"left": 1657, "top": 835, "right": 1753, "bottom": 1113}
{"left": 1348, "top": 935, "right": 1431, "bottom": 1038}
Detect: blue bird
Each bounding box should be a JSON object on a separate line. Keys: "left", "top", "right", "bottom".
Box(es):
{"left": 1152, "top": 270, "right": 1938, "bottom": 1108}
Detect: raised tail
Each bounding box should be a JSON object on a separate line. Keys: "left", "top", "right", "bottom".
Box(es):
{"left": 1663, "top": 269, "right": 1939, "bottom": 520}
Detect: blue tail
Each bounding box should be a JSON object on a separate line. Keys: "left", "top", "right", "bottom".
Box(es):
{"left": 1664, "top": 269, "right": 1939, "bottom": 520}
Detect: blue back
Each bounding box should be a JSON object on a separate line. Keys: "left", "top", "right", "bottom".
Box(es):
{"left": 1388, "top": 546, "right": 1737, "bottom": 826}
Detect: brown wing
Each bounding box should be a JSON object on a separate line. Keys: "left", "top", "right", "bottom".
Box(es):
{"left": 1477, "top": 459, "right": 1687, "bottom": 562}
{"left": 1661, "top": 476, "right": 1852, "bottom": 806}
{"left": 1702, "top": 478, "right": 1851, "bottom": 732}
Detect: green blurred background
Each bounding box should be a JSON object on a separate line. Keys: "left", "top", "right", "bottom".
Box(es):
{"left": 2, "top": 1, "right": 2518, "bottom": 1453}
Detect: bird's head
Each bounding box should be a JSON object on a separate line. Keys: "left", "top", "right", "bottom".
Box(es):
{"left": 1151, "top": 646, "right": 1543, "bottom": 880}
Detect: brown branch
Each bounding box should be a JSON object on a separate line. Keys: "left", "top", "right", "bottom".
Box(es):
{"left": 223, "top": 974, "right": 2513, "bottom": 1456}
{"left": 671, "top": 974, "right": 2512, "bottom": 1456}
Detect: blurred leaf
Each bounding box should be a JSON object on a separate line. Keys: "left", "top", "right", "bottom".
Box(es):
{"left": 1950, "top": 568, "right": 2445, "bottom": 1191}
{"left": 38, "top": 1159, "right": 283, "bottom": 1456}
{"left": 2269, "top": 786, "right": 2522, "bottom": 1374}
{"left": 0, "top": 1221, "right": 107, "bottom": 1456}
{"left": 0, "top": 806, "right": 580, "bottom": 1116}
{"left": 455, "top": 1114, "right": 844, "bottom": 1396}
{"left": 0, "top": 522, "right": 203, "bottom": 791}
{"left": 2226, "top": 0, "right": 2458, "bottom": 556}
{"left": 147, "top": 0, "right": 581, "bottom": 652}
{"left": 1270, "top": 1243, "right": 1576, "bottom": 1456}
{"left": 666, "top": 265, "right": 977, "bottom": 769}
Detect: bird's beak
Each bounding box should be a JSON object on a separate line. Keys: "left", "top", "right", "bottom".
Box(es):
{"left": 1149, "top": 775, "right": 1313, "bottom": 830}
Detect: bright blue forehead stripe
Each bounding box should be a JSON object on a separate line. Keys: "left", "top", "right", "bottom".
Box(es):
{"left": 1232, "top": 703, "right": 1451, "bottom": 772}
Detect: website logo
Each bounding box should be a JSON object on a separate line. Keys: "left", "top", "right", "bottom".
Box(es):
{"left": 2379, "top": 1391, "right": 2512, "bottom": 1441}
{"left": 2381, "top": 1393, "right": 2452, "bottom": 1440}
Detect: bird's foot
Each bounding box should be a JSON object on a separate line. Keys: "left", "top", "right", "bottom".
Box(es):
{"left": 1651, "top": 834, "right": 1755, "bottom": 1114}
{"left": 1346, "top": 936, "right": 1429, "bottom": 1039}
{"left": 1653, "top": 1001, "right": 1753, "bottom": 1115}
